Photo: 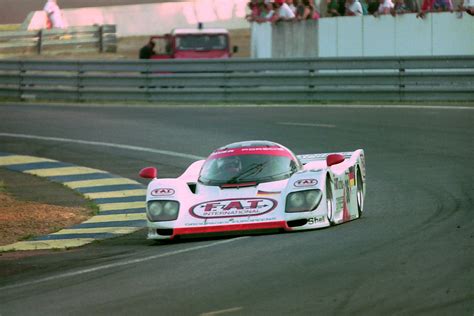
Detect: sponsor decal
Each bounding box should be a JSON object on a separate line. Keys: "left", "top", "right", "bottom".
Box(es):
{"left": 151, "top": 188, "right": 175, "bottom": 196}
{"left": 342, "top": 187, "right": 351, "bottom": 222}
{"left": 336, "top": 196, "right": 344, "bottom": 211}
{"left": 307, "top": 216, "right": 325, "bottom": 225}
{"left": 209, "top": 146, "right": 293, "bottom": 159}
{"left": 360, "top": 153, "right": 366, "bottom": 181}
{"left": 335, "top": 171, "right": 353, "bottom": 191}
{"left": 349, "top": 167, "right": 355, "bottom": 187}
{"left": 298, "top": 154, "right": 328, "bottom": 160}
{"left": 334, "top": 178, "right": 345, "bottom": 190}
{"left": 334, "top": 194, "right": 351, "bottom": 221}
{"left": 298, "top": 152, "right": 353, "bottom": 161}
{"left": 345, "top": 181, "right": 351, "bottom": 204}
{"left": 294, "top": 179, "right": 318, "bottom": 187}
{"left": 189, "top": 198, "right": 277, "bottom": 219}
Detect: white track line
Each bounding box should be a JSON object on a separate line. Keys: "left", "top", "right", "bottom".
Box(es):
{"left": 278, "top": 122, "right": 336, "bottom": 128}
{"left": 0, "top": 237, "right": 248, "bottom": 292}
{"left": 0, "top": 133, "right": 205, "bottom": 160}
{"left": 311, "top": 104, "right": 474, "bottom": 110}
{"left": 201, "top": 307, "right": 244, "bottom": 316}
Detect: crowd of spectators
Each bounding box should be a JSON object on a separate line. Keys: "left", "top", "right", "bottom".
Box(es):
{"left": 246, "top": 0, "right": 320, "bottom": 23}
{"left": 246, "top": 0, "right": 472, "bottom": 22}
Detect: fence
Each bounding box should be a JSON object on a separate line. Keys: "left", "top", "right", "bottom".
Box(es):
{"left": 0, "top": 56, "right": 472, "bottom": 102}
{"left": 0, "top": 25, "right": 117, "bottom": 55}
{"left": 251, "top": 13, "right": 474, "bottom": 58}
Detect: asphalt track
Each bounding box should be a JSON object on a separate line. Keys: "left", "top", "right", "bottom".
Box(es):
{"left": 2, "top": 0, "right": 185, "bottom": 24}
{"left": 0, "top": 103, "right": 473, "bottom": 315}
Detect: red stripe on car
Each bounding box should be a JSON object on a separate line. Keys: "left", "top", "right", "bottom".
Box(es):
{"left": 174, "top": 221, "right": 288, "bottom": 235}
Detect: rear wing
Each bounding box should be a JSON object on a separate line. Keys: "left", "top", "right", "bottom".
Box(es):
{"left": 297, "top": 152, "right": 355, "bottom": 165}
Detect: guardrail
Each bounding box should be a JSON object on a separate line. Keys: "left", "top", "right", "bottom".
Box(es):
{"left": 0, "top": 25, "right": 116, "bottom": 55}
{"left": 0, "top": 56, "right": 473, "bottom": 102}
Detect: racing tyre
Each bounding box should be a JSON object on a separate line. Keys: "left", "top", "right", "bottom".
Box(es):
{"left": 326, "top": 177, "right": 336, "bottom": 225}
{"left": 356, "top": 168, "right": 364, "bottom": 218}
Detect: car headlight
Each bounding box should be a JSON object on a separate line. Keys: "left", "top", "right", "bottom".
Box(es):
{"left": 147, "top": 200, "right": 179, "bottom": 221}
{"left": 286, "top": 189, "right": 322, "bottom": 213}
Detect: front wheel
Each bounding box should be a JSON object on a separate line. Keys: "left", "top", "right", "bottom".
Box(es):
{"left": 356, "top": 169, "right": 364, "bottom": 218}
{"left": 326, "top": 177, "right": 336, "bottom": 225}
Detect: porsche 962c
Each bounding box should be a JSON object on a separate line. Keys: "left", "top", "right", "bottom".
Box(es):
{"left": 139, "top": 140, "right": 366, "bottom": 240}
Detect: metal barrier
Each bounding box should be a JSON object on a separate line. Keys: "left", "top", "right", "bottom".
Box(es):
{"left": 0, "top": 56, "right": 472, "bottom": 102}
{"left": 0, "top": 25, "right": 117, "bottom": 55}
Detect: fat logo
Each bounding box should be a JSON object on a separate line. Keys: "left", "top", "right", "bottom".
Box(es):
{"left": 190, "top": 198, "right": 277, "bottom": 219}
{"left": 151, "top": 188, "right": 175, "bottom": 196}
{"left": 294, "top": 179, "right": 318, "bottom": 187}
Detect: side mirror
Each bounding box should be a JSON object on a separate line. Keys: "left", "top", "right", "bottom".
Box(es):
{"left": 326, "top": 154, "right": 345, "bottom": 167}
{"left": 139, "top": 167, "right": 158, "bottom": 179}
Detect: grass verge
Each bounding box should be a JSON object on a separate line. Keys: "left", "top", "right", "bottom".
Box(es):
{"left": 0, "top": 24, "right": 21, "bottom": 32}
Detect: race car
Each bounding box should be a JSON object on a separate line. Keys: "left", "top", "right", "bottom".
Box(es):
{"left": 139, "top": 140, "right": 366, "bottom": 240}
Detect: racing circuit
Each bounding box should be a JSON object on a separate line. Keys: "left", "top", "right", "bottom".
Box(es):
{"left": 0, "top": 102, "right": 472, "bottom": 315}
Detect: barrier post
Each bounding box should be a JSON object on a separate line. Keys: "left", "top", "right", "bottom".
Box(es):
{"left": 398, "top": 61, "right": 405, "bottom": 102}
{"left": 37, "top": 30, "right": 43, "bottom": 54}
{"left": 99, "top": 25, "right": 104, "bottom": 53}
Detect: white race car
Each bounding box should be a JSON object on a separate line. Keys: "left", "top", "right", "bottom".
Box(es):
{"left": 139, "top": 141, "right": 366, "bottom": 240}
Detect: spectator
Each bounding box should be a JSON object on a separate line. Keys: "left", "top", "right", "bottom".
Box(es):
{"left": 139, "top": 40, "right": 155, "bottom": 59}
{"left": 391, "top": 0, "right": 411, "bottom": 15}
{"left": 433, "top": 0, "right": 453, "bottom": 11}
{"left": 306, "top": 0, "right": 321, "bottom": 19}
{"left": 286, "top": 0, "right": 298, "bottom": 13}
{"left": 360, "top": 0, "right": 370, "bottom": 14}
{"left": 296, "top": 0, "right": 320, "bottom": 18}
{"left": 457, "top": 0, "right": 474, "bottom": 15}
{"left": 417, "top": 0, "right": 432, "bottom": 17}
{"left": 402, "top": 0, "right": 419, "bottom": 12}
{"left": 43, "top": 0, "right": 66, "bottom": 29}
{"left": 346, "top": 0, "right": 364, "bottom": 15}
{"left": 326, "top": 0, "right": 346, "bottom": 16}
{"left": 374, "top": 0, "right": 394, "bottom": 15}
{"left": 246, "top": 0, "right": 263, "bottom": 21}
{"left": 255, "top": 1, "right": 276, "bottom": 22}
{"left": 416, "top": 0, "right": 452, "bottom": 18}
{"left": 296, "top": 0, "right": 311, "bottom": 18}
{"left": 274, "top": 0, "right": 297, "bottom": 21}
{"left": 366, "top": 0, "right": 380, "bottom": 14}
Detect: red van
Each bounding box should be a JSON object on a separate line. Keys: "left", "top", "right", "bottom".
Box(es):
{"left": 149, "top": 26, "right": 238, "bottom": 60}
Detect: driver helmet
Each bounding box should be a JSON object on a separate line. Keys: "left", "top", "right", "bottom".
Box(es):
{"left": 217, "top": 156, "right": 242, "bottom": 174}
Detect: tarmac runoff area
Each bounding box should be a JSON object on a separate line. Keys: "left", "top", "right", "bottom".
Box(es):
{"left": 0, "top": 152, "right": 147, "bottom": 252}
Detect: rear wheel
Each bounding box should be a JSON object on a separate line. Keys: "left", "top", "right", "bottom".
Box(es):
{"left": 356, "top": 168, "right": 364, "bottom": 218}
{"left": 326, "top": 176, "right": 336, "bottom": 225}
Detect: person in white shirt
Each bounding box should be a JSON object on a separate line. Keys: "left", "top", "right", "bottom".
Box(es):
{"left": 274, "top": 0, "right": 297, "bottom": 20}
{"left": 43, "top": 0, "right": 66, "bottom": 29}
{"left": 286, "top": 0, "right": 298, "bottom": 14}
{"left": 458, "top": 0, "right": 474, "bottom": 15}
{"left": 376, "top": 0, "right": 394, "bottom": 14}
{"left": 256, "top": 1, "right": 276, "bottom": 22}
{"left": 345, "top": 0, "right": 363, "bottom": 15}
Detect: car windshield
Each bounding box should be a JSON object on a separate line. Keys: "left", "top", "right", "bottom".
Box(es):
{"left": 175, "top": 34, "right": 228, "bottom": 51}
{"left": 199, "top": 147, "right": 298, "bottom": 186}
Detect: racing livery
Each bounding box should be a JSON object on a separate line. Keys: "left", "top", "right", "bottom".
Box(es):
{"left": 139, "top": 141, "right": 366, "bottom": 240}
